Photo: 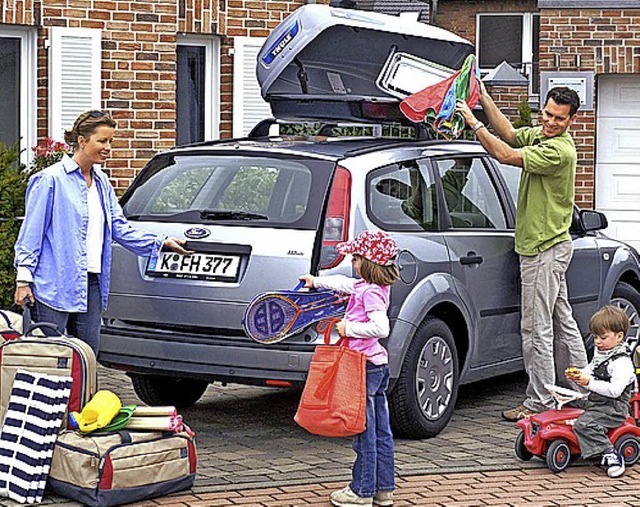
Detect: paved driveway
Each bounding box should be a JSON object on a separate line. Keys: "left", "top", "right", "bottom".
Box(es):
{"left": 100, "top": 367, "right": 535, "bottom": 491}
{"left": 15, "top": 367, "right": 544, "bottom": 506}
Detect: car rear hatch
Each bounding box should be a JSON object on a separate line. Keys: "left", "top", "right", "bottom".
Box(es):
{"left": 104, "top": 148, "right": 338, "bottom": 337}
{"left": 257, "top": 4, "right": 474, "bottom": 122}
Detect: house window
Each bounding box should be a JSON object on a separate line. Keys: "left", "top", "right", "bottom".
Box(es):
{"left": 477, "top": 13, "right": 540, "bottom": 94}
{"left": 0, "top": 26, "right": 36, "bottom": 163}
{"left": 176, "top": 36, "right": 220, "bottom": 145}
{"left": 0, "top": 37, "right": 20, "bottom": 147}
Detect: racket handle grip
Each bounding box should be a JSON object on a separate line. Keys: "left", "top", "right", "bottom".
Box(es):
{"left": 293, "top": 281, "right": 305, "bottom": 291}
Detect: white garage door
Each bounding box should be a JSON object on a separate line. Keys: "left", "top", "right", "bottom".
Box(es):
{"left": 596, "top": 75, "right": 640, "bottom": 251}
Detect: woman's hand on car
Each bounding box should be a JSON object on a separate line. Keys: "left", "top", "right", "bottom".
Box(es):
{"left": 298, "top": 274, "right": 315, "bottom": 289}
{"left": 163, "top": 238, "right": 193, "bottom": 256}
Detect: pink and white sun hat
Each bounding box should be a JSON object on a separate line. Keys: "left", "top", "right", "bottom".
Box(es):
{"left": 336, "top": 230, "right": 398, "bottom": 266}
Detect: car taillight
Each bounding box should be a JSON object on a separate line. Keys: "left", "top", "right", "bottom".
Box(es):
{"left": 319, "top": 166, "right": 351, "bottom": 270}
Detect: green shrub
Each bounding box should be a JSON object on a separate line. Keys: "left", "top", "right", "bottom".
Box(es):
{"left": 514, "top": 97, "right": 533, "bottom": 128}
{"left": 0, "top": 142, "right": 27, "bottom": 309}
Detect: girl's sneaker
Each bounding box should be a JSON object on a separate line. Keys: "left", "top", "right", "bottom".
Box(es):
{"left": 330, "top": 486, "right": 373, "bottom": 506}
{"left": 374, "top": 490, "right": 394, "bottom": 506}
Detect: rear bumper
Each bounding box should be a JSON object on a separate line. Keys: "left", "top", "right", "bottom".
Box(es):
{"left": 98, "top": 324, "right": 316, "bottom": 385}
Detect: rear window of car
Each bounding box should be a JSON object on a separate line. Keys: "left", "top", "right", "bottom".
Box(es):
{"left": 120, "top": 153, "right": 334, "bottom": 230}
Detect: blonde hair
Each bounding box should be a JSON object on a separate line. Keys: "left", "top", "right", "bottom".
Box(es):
{"left": 64, "top": 110, "right": 116, "bottom": 150}
{"left": 356, "top": 255, "right": 400, "bottom": 286}
{"left": 589, "top": 305, "right": 629, "bottom": 337}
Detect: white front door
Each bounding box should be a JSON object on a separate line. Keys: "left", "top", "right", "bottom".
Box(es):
{"left": 596, "top": 75, "right": 640, "bottom": 250}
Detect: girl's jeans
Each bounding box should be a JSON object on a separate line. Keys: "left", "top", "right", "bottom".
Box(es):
{"left": 30, "top": 274, "right": 102, "bottom": 355}
{"left": 350, "top": 362, "right": 395, "bottom": 498}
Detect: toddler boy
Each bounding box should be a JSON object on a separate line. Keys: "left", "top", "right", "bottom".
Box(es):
{"left": 565, "top": 305, "right": 635, "bottom": 478}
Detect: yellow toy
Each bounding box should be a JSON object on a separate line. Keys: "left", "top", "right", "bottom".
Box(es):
{"left": 70, "top": 390, "right": 122, "bottom": 433}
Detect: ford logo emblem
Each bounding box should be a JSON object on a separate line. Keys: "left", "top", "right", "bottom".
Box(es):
{"left": 184, "top": 227, "right": 210, "bottom": 239}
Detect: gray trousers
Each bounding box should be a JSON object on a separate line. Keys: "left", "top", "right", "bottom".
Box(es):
{"left": 520, "top": 240, "right": 588, "bottom": 412}
{"left": 573, "top": 393, "right": 630, "bottom": 459}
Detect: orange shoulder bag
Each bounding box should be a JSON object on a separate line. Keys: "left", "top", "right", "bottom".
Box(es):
{"left": 294, "top": 319, "right": 367, "bottom": 437}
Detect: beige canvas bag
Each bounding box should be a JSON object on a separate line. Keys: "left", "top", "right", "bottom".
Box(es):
{"left": 48, "top": 430, "right": 197, "bottom": 507}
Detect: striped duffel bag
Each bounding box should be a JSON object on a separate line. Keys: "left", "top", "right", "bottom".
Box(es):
{"left": 47, "top": 429, "right": 197, "bottom": 507}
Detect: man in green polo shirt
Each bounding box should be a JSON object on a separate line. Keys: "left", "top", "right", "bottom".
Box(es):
{"left": 456, "top": 86, "right": 587, "bottom": 421}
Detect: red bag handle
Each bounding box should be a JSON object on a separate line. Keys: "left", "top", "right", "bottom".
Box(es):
{"left": 316, "top": 317, "right": 348, "bottom": 346}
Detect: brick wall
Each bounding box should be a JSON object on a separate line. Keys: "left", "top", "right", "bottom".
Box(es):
{"left": 29, "top": 0, "right": 180, "bottom": 190}
{"left": 1, "top": 0, "right": 36, "bottom": 24}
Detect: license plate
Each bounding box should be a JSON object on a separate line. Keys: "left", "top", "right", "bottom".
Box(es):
{"left": 146, "top": 252, "right": 241, "bottom": 281}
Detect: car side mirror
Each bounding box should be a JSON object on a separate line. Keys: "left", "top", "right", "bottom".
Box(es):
{"left": 579, "top": 209, "right": 608, "bottom": 232}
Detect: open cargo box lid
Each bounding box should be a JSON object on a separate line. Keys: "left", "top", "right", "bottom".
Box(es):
{"left": 257, "top": 5, "right": 474, "bottom": 123}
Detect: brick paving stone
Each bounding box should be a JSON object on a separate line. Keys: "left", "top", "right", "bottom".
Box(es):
{"left": 198, "top": 492, "right": 244, "bottom": 500}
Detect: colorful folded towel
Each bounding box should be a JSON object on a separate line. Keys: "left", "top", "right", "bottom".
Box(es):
{"left": 132, "top": 406, "right": 177, "bottom": 417}
{"left": 125, "top": 415, "right": 183, "bottom": 432}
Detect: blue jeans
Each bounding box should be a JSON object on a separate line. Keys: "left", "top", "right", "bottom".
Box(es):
{"left": 350, "top": 362, "right": 395, "bottom": 498}
{"left": 30, "top": 274, "right": 102, "bottom": 355}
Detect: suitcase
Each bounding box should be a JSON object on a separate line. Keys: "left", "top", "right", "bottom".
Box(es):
{"left": 0, "top": 314, "right": 97, "bottom": 424}
{"left": 0, "top": 309, "right": 22, "bottom": 344}
{"left": 48, "top": 430, "right": 197, "bottom": 507}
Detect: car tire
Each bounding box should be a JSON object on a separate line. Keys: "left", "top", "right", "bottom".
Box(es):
{"left": 614, "top": 434, "right": 640, "bottom": 466}
{"left": 546, "top": 439, "right": 571, "bottom": 473}
{"left": 515, "top": 430, "right": 533, "bottom": 461}
{"left": 610, "top": 281, "right": 640, "bottom": 350}
{"left": 130, "top": 373, "right": 209, "bottom": 408}
{"left": 389, "top": 317, "right": 459, "bottom": 439}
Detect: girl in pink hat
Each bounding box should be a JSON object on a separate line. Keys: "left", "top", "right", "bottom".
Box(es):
{"left": 299, "top": 230, "right": 399, "bottom": 507}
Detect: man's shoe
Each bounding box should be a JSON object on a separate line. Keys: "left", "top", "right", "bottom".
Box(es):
{"left": 330, "top": 486, "right": 373, "bottom": 507}
{"left": 502, "top": 404, "right": 536, "bottom": 422}
{"left": 373, "top": 490, "right": 394, "bottom": 506}
{"left": 602, "top": 451, "right": 625, "bottom": 478}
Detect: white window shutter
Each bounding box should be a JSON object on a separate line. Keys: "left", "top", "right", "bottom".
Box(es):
{"left": 233, "top": 37, "right": 271, "bottom": 138}
{"left": 49, "top": 27, "right": 102, "bottom": 141}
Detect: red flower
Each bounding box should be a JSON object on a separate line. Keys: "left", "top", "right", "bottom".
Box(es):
{"left": 30, "top": 137, "right": 70, "bottom": 174}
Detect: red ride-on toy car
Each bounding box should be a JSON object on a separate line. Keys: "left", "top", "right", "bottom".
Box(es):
{"left": 515, "top": 384, "right": 640, "bottom": 473}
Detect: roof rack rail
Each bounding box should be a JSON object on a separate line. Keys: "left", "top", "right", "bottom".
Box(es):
{"left": 248, "top": 118, "right": 279, "bottom": 138}
{"left": 248, "top": 117, "right": 432, "bottom": 141}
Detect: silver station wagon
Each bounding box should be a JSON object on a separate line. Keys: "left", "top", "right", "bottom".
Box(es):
{"left": 100, "top": 5, "right": 640, "bottom": 438}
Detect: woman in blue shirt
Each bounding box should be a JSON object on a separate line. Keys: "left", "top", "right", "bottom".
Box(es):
{"left": 14, "top": 110, "right": 189, "bottom": 354}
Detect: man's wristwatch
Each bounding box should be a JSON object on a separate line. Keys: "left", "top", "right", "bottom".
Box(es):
{"left": 472, "top": 121, "right": 486, "bottom": 133}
